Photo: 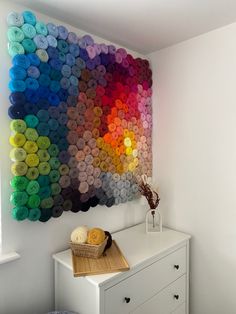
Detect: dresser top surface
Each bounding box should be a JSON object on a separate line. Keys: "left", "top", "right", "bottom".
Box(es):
{"left": 53, "top": 223, "right": 190, "bottom": 286}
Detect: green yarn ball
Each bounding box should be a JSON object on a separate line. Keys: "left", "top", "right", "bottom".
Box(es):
{"left": 26, "top": 167, "right": 39, "bottom": 180}
{"left": 27, "top": 194, "right": 41, "bottom": 208}
{"left": 48, "top": 144, "right": 59, "bottom": 157}
{"left": 10, "top": 176, "right": 29, "bottom": 191}
{"left": 49, "top": 157, "right": 61, "bottom": 170}
{"left": 12, "top": 206, "right": 29, "bottom": 221}
{"left": 10, "top": 191, "right": 28, "bottom": 206}
{"left": 37, "top": 136, "right": 51, "bottom": 149}
{"left": 26, "top": 180, "right": 40, "bottom": 195}
{"left": 41, "top": 197, "right": 54, "bottom": 209}
{"left": 51, "top": 183, "right": 61, "bottom": 195}
{"left": 24, "top": 128, "right": 39, "bottom": 141}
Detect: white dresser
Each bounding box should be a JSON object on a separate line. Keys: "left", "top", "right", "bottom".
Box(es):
{"left": 53, "top": 223, "right": 190, "bottom": 314}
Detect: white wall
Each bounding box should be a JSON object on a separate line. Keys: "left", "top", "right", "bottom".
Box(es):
{"left": 0, "top": 2, "right": 147, "bottom": 314}
{"left": 149, "top": 23, "right": 236, "bottom": 314}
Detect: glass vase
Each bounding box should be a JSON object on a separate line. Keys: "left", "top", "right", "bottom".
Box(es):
{"left": 145, "top": 209, "right": 162, "bottom": 233}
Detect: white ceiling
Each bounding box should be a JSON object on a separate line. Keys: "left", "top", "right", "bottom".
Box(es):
{"left": 12, "top": 0, "right": 236, "bottom": 54}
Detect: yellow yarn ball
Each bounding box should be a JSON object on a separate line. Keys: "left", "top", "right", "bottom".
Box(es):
{"left": 9, "top": 133, "right": 26, "bottom": 147}
{"left": 25, "top": 153, "right": 39, "bottom": 167}
{"left": 87, "top": 228, "right": 105, "bottom": 245}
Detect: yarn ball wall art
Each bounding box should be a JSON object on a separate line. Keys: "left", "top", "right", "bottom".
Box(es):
{"left": 7, "top": 11, "right": 152, "bottom": 222}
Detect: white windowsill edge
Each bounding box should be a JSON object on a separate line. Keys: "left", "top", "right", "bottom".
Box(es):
{"left": 0, "top": 251, "right": 20, "bottom": 265}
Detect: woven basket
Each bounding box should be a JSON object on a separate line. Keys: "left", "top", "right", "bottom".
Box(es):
{"left": 70, "top": 237, "right": 108, "bottom": 259}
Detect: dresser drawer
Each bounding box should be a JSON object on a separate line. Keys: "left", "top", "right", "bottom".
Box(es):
{"left": 131, "top": 275, "right": 186, "bottom": 314}
{"left": 104, "top": 246, "right": 186, "bottom": 314}
{"left": 172, "top": 302, "right": 186, "bottom": 314}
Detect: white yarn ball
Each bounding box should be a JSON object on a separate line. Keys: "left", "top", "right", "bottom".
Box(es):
{"left": 70, "top": 226, "right": 88, "bottom": 244}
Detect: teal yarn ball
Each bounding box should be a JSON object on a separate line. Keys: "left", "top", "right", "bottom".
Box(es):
{"left": 28, "top": 208, "right": 41, "bottom": 221}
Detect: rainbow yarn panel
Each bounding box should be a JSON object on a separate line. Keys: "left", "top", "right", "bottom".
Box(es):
{"left": 7, "top": 11, "right": 152, "bottom": 222}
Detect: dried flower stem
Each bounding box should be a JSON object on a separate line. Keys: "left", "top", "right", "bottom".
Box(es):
{"left": 138, "top": 177, "right": 160, "bottom": 210}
